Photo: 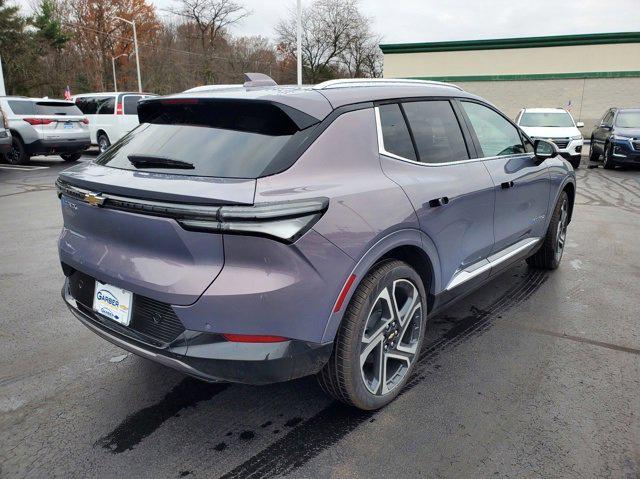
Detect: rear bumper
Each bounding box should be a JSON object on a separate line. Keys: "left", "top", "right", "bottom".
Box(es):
{"left": 62, "top": 280, "right": 332, "bottom": 384}
{"left": 26, "top": 139, "right": 90, "bottom": 156}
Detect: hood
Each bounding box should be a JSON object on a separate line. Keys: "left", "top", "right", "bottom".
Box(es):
{"left": 614, "top": 127, "right": 640, "bottom": 138}
{"left": 519, "top": 126, "right": 581, "bottom": 139}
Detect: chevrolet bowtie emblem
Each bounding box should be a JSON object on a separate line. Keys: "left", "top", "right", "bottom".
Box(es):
{"left": 84, "top": 192, "right": 105, "bottom": 206}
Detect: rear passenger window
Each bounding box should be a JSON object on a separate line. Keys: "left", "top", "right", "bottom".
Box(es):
{"left": 461, "top": 101, "right": 525, "bottom": 157}
{"left": 76, "top": 97, "right": 97, "bottom": 114}
{"left": 378, "top": 103, "right": 417, "bottom": 161}
{"left": 96, "top": 97, "right": 115, "bottom": 115}
{"left": 122, "top": 95, "right": 142, "bottom": 115}
{"left": 402, "top": 101, "right": 468, "bottom": 163}
{"left": 7, "top": 100, "right": 37, "bottom": 115}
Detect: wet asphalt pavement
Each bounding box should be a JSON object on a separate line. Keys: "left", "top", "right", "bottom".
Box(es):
{"left": 0, "top": 151, "right": 639, "bottom": 478}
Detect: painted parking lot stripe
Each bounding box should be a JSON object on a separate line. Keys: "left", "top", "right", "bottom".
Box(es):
{"left": 0, "top": 164, "right": 50, "bottom": 171}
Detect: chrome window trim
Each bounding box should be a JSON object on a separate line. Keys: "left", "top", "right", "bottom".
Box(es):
{"left": 374, "top": 106, "right": 533, "bottom": 167}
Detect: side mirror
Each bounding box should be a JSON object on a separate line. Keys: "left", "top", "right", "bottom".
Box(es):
{"left": 576, "top": 121, "right": 584, "bottom": 128}
{"left": 534, "top": 139, "right": 558, "bottom": 162}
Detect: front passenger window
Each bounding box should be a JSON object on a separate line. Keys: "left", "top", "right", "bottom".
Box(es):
{"left": 461, "top": 101, "right": 525, "bottom": 157}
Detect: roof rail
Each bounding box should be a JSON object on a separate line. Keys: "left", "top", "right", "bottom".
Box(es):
{"left": 313, "top": 78, "right": 463, "bottom": 91}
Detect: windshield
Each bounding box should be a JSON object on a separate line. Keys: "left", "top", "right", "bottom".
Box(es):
{"left": 520, "top": 112, "right": 575, "bottom": 128}
{"left": 615, "top": 111, "right": 640, "bottom": 128}
{"left": 95, "top": 99, "right": 316, "bottom": 179}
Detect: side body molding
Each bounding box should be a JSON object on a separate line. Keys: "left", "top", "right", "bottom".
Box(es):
{"left": 321, "top": 228, "right": 442, "bottom": 343}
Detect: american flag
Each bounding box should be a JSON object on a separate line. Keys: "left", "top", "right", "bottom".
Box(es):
{"left": 64, "top": 85, "right": 72, "bottom": 101}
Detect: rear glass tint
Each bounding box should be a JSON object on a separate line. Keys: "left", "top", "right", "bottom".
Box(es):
{"left": 8, "top": 100, "right": 37, "bottom": 115}
{"left": 122, "top": 95, "right": 142, "bottom": 115}
{"left": 35, "top": 102, "right": 83, "bottom": 116}
{"left": 95, "top": 99, "right": 316, "bottom": 178}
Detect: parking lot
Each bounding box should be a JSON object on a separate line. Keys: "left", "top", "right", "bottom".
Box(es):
{"left": 0, "top": 151, "right": 638, "bottom": 478}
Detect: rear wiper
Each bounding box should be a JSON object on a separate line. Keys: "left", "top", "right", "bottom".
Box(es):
{"left": 127, "top": 155, "right": 195, "bottom": 169}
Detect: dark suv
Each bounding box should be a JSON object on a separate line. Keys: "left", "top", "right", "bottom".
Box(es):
{"left": 590, "top": 108, "right": 640, "bottom": 169}
{"left": 57, "top": 76, "right": 576, "bottom": 410}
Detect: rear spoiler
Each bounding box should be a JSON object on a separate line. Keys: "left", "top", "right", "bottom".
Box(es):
{"left": 138, "top": 97, "right": 320, "bottom": 131}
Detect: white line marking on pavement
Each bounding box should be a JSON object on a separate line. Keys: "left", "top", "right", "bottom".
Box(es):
{"left": 0, "top": 165, "right": 50, "bottom": 170}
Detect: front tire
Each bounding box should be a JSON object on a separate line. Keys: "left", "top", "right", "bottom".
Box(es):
{"left": 588, "top": 138, "right": 599, "bottom": 162}
{"left": 5, "top": 137, "right": 29, "bottom": 165}
{"left": 527, "top": 191, "right": 569, "bottom": 270}
{"left": 61, "top": 153, "right": 82, "bottom": 162}
{"left": 603, "top": 143, "right": 616, "bottom": 170}
{"left": 318, "top": 260, "right": 427, "bottom": 410}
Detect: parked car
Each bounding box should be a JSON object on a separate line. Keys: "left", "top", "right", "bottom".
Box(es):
{"left": 515, "top": 107, "right": 584, "bottom": 168}
{"left": 73, "top": 92, "right": 157, "bottom": 152}
{"left": 0, "top": 96, "right": 90, "bottom": 165}
{"left": 0, "top": 106, "right": 11, "bottom": 159}
{"left": 57, "top": 77, "right": 576, "bottom": 410}
{"left": 589, "top": 108, "right": 640, "bottom": 169}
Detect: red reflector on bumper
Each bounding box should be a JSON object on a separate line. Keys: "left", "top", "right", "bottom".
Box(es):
{"left": 333, "top": 274, "right": 356, "bottom": 313}
{"left": 222, "top": 334, "right": 288, "bottom": 343}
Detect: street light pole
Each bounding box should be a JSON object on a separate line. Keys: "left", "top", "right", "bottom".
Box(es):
{"left": 111, "top": 53, "right": 129, "bottom": 92}
{"left": 114, "top": 16, "right": 142, "bottom": 93}
{"left": 296, "top": 0, "right": 302, "bottom": 86}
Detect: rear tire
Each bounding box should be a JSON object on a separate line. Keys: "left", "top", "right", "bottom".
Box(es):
{"left": 526, "top": 191, "right": 569, "bottom": 270}
{"left": 569, "top": 157, "right": 580, "bottom": 169}
{"left": 5, "top": 137, "right": 29, "bottom": 165}
{"left": 603, "top": 143, "right": 616, "bottom": 170}
{"left": 317, "top": 260, "right": 427, "bottom": 410}
{"left": 61, "top": 153, "right": 82, "bottom": 162}
{"left": 98, "top": 133, "right": 110, "bottom": 153}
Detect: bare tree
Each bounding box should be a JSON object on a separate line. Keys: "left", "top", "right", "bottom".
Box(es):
{"left": 275, "top": 0, "right": 381, "bottom": 83}
{"left": 169, "top": 0, "right": 248, "bottom": 83}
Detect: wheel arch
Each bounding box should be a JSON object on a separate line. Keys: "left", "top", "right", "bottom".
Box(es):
{"left": 563, "top": 181, "right": 576, "bottom": 223}
{"left": 8, "top": 129, "right": 24, "bottom": 145}
{"left": 321, "top": 229, "right": 441, "bottom": 343}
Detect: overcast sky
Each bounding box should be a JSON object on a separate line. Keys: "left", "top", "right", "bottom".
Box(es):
{"left": 14, "top": 0, "right": 640, "bottom": 43}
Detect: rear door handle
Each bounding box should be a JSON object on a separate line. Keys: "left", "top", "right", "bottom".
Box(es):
{"left": 428, "top": 197, "right": 449, "bottom": 207}
{"left": 501, "top": 181, "right": 515, "bottom": 189}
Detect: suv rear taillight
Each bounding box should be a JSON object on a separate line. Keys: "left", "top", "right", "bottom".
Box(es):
{"left": 116, "top": 103, "right": 123, "bottom": 115}
{"left": 81, "top": 118, "right": 89, "bottom": 124}
{"left": 23, "top": 118, "right": 54, "bottom": 125}
{"left": 179, "top": 198, "right": 330, "bottom": 243}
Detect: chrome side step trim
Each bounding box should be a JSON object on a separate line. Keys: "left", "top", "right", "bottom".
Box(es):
{"left": 446, "top": 237, "right": 541, "bottom": 291}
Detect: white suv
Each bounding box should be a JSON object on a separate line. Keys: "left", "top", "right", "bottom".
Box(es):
{"left": 73, "top": 92, "right": 156, "bottom": 152}
{"left": 515, "top": 108, "right": 584, "bottom": 168}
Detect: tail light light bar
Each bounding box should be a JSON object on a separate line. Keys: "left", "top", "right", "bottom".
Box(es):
{"left": 56, "top": 179, "right": 329, "bottom": 244}
{"left": 23, "top": 118, "right": 54, "bottom": 125}
{"left": 116, "top": 103, "right": 123, "bottom": 115}
{"left": 222, "top": 334, "right": 288, "bottom": 343}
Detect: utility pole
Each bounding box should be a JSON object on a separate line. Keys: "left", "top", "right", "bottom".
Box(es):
{"left": 111, "top": 53, "right": 129, "bottom": 92}
{"left": 114, "top": 16, "right": 142, "bottom": 92}
{"left": 296, "top": 0, "right": 302, "bottom": 86}
{"left": 0, "top": 56, "right": 6, "bottom": 96}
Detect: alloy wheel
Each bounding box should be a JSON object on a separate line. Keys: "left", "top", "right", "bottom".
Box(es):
{"left": 555, "top": 198, "right": 568, "bottom": 263}
{"left": 360, "top": 279, "right": 423, "bottom": 396}
{"left": 99, "top": 137, "right": 109, "bottom": 153}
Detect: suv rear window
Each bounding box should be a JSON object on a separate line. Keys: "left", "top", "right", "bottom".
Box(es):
{"left": 95, "top": 99, "right": 316, "bottom": 178}
{"left": 34, "top": 102, "right": 83, "bottom": 116}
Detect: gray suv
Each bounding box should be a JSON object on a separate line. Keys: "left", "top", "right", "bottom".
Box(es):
{"left": 0, "top": 96, "right": 90, "bottom": 165}
{"left": 57, "top": 77, "right": 576, "bottom": 410}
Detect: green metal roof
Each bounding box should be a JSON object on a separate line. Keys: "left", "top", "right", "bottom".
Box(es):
{"left": 380, "top": 32, "right": 640, "bottom": 54}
